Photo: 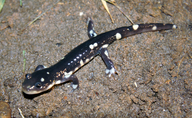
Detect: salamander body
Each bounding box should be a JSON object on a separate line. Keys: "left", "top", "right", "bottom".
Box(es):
{"left": 22, "top": 18, "right": 176, "bottom": 94}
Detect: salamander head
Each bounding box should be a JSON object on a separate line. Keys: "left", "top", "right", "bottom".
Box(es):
{"left": 22, "top": 70, "right": 54, "bottom": 95}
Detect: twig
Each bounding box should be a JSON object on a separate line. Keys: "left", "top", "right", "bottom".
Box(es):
{"left": 18, "top": 108, "right": 25, "bottom": 118}
{"left": 106, "top": 0, "right": 134, "bottom": 25}
{"left": 101, "top": 0, "right": 114, "bottom": 23}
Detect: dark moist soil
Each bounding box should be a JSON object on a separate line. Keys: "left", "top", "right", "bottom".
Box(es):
{"left": 0, "top": 0, "right": 191, "bottom": 117}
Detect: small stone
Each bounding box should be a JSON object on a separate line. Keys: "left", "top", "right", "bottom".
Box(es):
{"left": 0, "top": 101, "right": 11, "bottom": 118}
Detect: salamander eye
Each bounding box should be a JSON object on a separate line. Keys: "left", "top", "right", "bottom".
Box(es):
{"left": 25, "top": 74, "right": 32, "bottom": 79}
{"left": 35, "top": 82, "right": 42, "bottom": 88}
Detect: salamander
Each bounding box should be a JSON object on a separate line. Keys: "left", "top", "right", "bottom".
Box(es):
{"left": 22, "top": 17, "right": 176, "bottom": 94}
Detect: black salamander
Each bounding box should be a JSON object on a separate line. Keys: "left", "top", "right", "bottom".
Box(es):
{"left": 22, "top": 18, "right": 176, "bottom": 94}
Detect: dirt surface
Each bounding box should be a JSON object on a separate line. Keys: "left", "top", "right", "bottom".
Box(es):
{"left": 0, "top": 0, "right": 191, "bottom": 117}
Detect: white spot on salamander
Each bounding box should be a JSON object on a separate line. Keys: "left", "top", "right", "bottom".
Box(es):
{"left": 55, "top": 80, "right": 61, "bottom": 84}
{"left": 64, "top": 71, "right": 73, "bottom": 78}
{"left": 115, "top": 33, "right": 122, "bottom": 40}
{"left": 85, "top": 58, "right": 89, "bottom": 63}
{"left": 41, "top": 77, "right": 45, "bottom": 82}
{"left": 94, "top": 42, "right": 98, "bottom": 47}
{"left": 89, "top": 43, "right": 98, "bottom": 50}
{"left": 47, "top": 72, "right": 50, "bottom": 74}
{"left": 102, "top": 44, "right": 109, "bottom": 48}
{"left": 74, "top": 67, "right": 79, "bottom": 71}
{"left": 80, "top": 59, "right": 84, "bottom": 66}
{"left": 152, "top": 26, "right": 157, "bottom": 30}
{"left": 46, "top": 82, "right": 55, "bottom": 90}
{"left": 89, "top": 44, "right": 94, "bottom": 49}
{"left": 132, "top": 24, "right": 139, "bottom": 30}
{"left": 89, "top": 30, "right": 94, "bottom": 35}
{"left": 104, "top": 50, "right": 109, "bottom": 57}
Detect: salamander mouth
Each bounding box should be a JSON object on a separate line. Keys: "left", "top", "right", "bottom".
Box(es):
{"left": 22, "top": 88, "right": 42, "bottom": 95}
{"left": 22, "top": 82, "right": 55, "bottom": 95}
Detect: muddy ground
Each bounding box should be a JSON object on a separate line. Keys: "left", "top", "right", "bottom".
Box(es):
{"left": 0, "top": 0, "right": 191, "bottom": 117}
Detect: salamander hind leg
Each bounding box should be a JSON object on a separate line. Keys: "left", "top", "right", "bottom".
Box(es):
{"left": 99, "top": 48, "right": 118, "bottom": 77}
{"left": 87, "top": 17, "right": 97, "bottom": 38}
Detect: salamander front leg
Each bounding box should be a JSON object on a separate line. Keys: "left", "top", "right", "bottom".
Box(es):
{"left": 99, "top": 48, "right": 118, "bottom": 77}
{"left": 56, "top": 74, "right": 79, "bottom": 91}
{"left": 68, "top": 74, "right": 79, "bottom": 90}
{"left": 34, "top": 65, "right": 46, "bottom": 71}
